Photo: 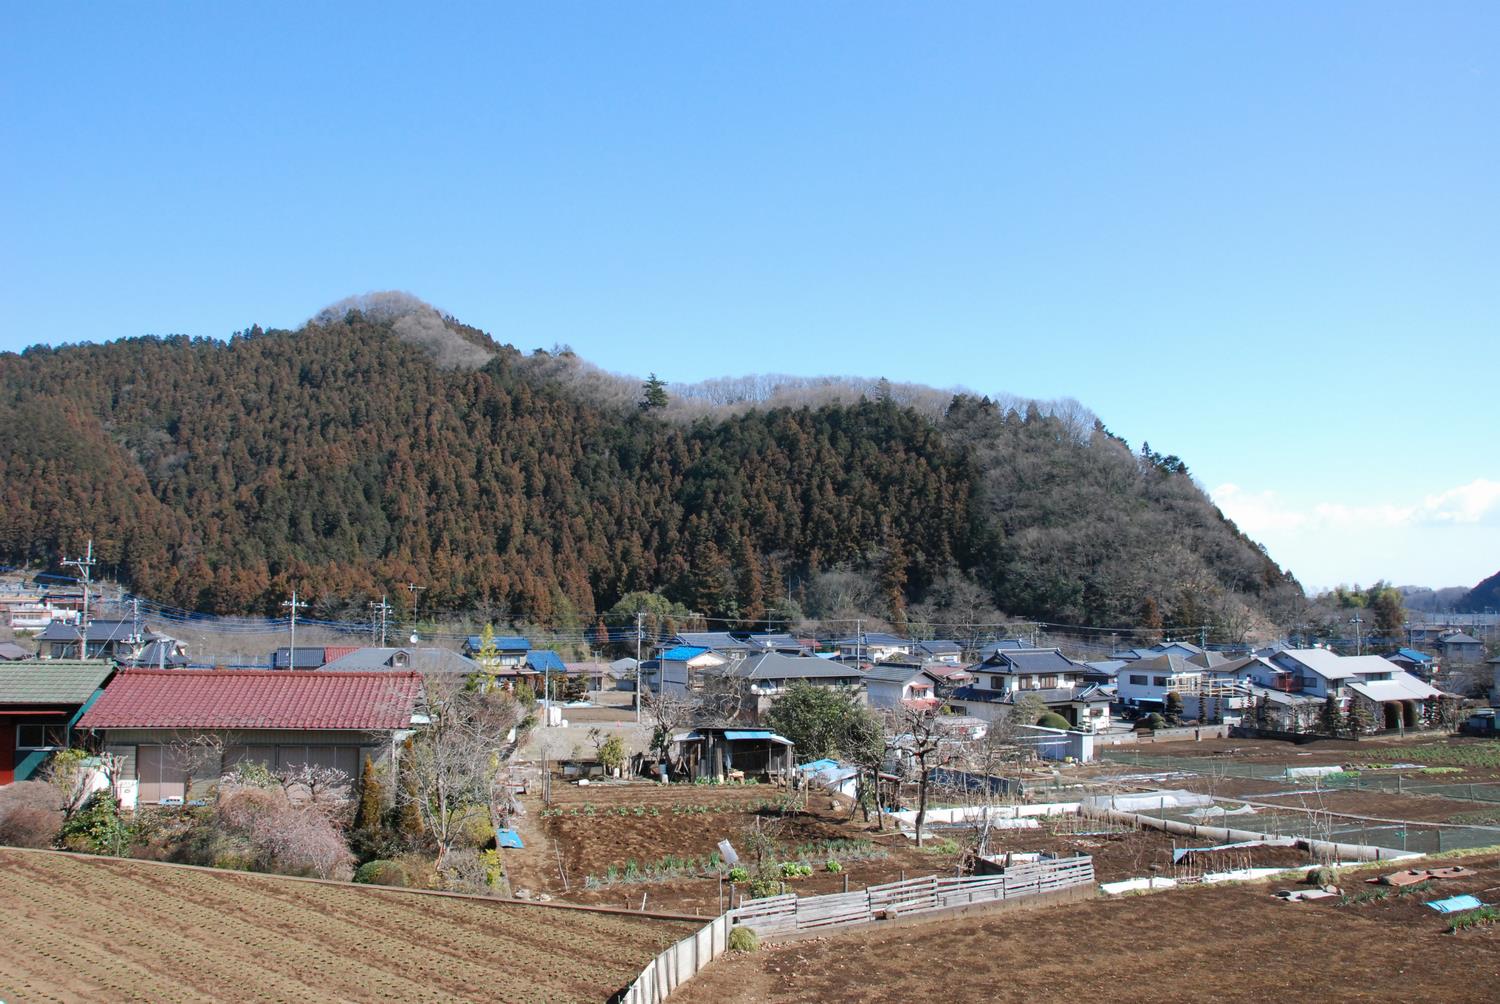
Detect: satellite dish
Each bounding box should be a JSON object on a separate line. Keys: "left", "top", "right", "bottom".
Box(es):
{"left": 409, "top": 632, "right": 420, "bottom": 644}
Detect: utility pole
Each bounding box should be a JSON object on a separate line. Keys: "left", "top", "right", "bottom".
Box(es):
{"left": 1349, "top": 614, "right": 1364, "bottom": 656}
{"left": 406, "top": 582, "right": 427, "bottom": 641}
{"left": 635, "top": 610, "right": 644, "bottom": 725}
{"left": 282, "top": 590, "right": 307, "bottom": 668}
{"left": 1200, "top": 624, "right": 1208, "bottom": 650}
{"left": 369, "top": 594, "right": 392, "bottom": 646}
{"left": 62, "top": 540, "right": 96, "bottom": 659}
{"left": 855, "top": 618, "right": 863, "bottom": 669}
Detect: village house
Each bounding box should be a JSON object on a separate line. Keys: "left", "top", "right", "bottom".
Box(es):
{"left": 863, "top": 663, "right": 943, "bottom": 710}
{"left": 1260, "top": 648, "right": 1446, "bottom": 730}
{"left": 1436, "top": 631, "right": 1485, "bottom": 666}
{"left": 0, "top": 660, "right": 115, "bottom": 784}
{"left": 461, "top": 635, "right": 531, "bottom": 666}
{"left": 645, "top": 645, "right": 729, "bottom": 695}
{"left": 945, "top": 648, "right": 1111, "bottom": 730}
{"left": 0, "top": 642, "right": 32, "bottom": 661}
{"left": 912, "top": 639, "right": 964, "bottom": 664}
{"left": 672, "top": 632, "right": 758, "bottom": 659}
{"left": 320, "top": 646, "right": 479, "bottom": 675}
{"left": 76, "top": 669, "right": 422, "bottom": 808}
{"left": 722, "top": 652, "right": 866, "bottom": 720}
{"left": 1386, "top": 647, "right": 1435, "bottom": 679}
{"left": 35, "top": 619, "right": 137, "bottom": 660}
{"left": 833, "top": 632, "right": 913, "bottom": 663}
{"left": 116, "top": 632, "right": 190, "bottom": 669}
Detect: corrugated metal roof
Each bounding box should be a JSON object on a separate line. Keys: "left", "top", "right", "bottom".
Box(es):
{"left": 78, "top": 670, "right": 420, "bottom": 730}
{"left": 0, "top": 661, "right": 114, "bottom": 705}
{"left": 723, "top": 730, "right": 792, "bottom": 744}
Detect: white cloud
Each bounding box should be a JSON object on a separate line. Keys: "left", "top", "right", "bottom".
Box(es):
{"left": 1211, "top": 478, "right": 1500, "bottom": 588}
{"left": 1212, "top": 478, "right": 1500, "bottom": 535}
{"left": 1415, "top": 478, "right": 1500, "bottom": 525}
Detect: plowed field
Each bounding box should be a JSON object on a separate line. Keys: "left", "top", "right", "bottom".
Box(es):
{"left": 0, "top": 848, "right": 697, "bottom": 1003}
{"left": 676, "top": 854, "right": 1500, "bottom": 1004}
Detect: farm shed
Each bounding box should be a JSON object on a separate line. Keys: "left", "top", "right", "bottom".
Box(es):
{"left": 76, "top": 669, "right": 422, "bottom": 807}
{"left": 669, "top": 727, "right": 795, "bottom": 781}
{"left": 0, "top": 660, "right": 115, "bottom": 783}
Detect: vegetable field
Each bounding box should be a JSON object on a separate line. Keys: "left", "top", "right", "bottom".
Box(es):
{"left": 0, "top": 848, "right": 697, "bottom": 1003}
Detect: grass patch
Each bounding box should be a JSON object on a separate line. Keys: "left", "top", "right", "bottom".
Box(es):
{"left": 1361, "top": 742, "right": 1500, "bottom": 769}
{"left": 1337, "top": 887, "right": 1391, "bottom": 907}
{"left": 1447, "top": 905, "right": 1500, "bottom": 932}
{"left": 1449, "top": 809, "right": 1500, "bottom": 826}
{"left": 915, "top": 837, "right": 961, "bottom": 855}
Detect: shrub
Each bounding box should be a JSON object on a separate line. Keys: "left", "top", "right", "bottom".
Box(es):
{"left": 726, "top": 926, "right": 760, "bottom": 953}
{"left": 747, "top": 876, "right": 785, "bottom": 898}
{"left": 727, "top": 865, "right": 749, "bottom": 883}
{"left": 1306, "top": 865, "right": 1339, "bottom": 887}
{"left": 354, "top": 859, "right": 407, "bottom": 885}
{"left": 1135, "top": 713, "right": 1166, "bottom": 731}
{"left": 1036, "top": 712, "right": 1071, "bottom": 730}
{"left": 204, "top": 787, "right": 354, "bottom": 880}
{"left": 0, "top": 780, "right": 65, "bottom": 848}
{"left": 58, "top": 790, "right": 133, "bottom": 856}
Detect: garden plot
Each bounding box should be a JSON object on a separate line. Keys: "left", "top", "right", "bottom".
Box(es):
{"left": 672, "top": 852, "right": 1500, "bottom": 1004}
{"left": 505, "top": 780, "right": 963, "bottom": 915}
{"left": 0, "top": 848, "right": 696, "bottom": 1004}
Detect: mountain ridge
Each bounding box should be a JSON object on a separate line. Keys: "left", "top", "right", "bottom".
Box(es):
{"left": 0, "top": 303, "right": 1302, "bottom": 639}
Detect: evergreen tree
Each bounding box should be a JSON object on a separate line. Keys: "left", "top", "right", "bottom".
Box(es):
{"left": 354, "top": 756, "right": 384, "bottom": 833}
{"left": 1319, "top": 693, "right": 1343, "bottom": 736}
{"left": 639, "top": 373, "right": 668, "bottom": 410}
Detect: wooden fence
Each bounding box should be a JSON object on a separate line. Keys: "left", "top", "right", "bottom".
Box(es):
{"left": 614, "top": 914, "right": 729, "bottom": 1004}
{"left": 726, "top": 855, "right": 1094, "bottom": 938}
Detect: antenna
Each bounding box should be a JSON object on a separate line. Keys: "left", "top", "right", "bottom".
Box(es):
{"left": 406, "top": 582, "right": 427, "bottom": 640}
{"left": 369, "top": 594, "right": 392, "bottom": 646}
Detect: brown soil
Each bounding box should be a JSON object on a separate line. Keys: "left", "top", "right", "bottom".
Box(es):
{"left": 503, "top": 779, "right": 1321, "bottom": 914}
{"left": 0, "top": 848, "right": 696, "bottom": 1003}
{"left": 676, "top": 853, "right": 1500, "bottom": 1004}
{"left": 505, "top": 780, "right": 968, "bottom": 914}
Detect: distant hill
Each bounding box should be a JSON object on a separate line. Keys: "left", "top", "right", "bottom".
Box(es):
{"left": 1399, "top": 585, "right": 1472, "bottom": 613}
{"left": 0, "top": 298, "right": 1302, "bottom": 636}
{"left": 1458, "top": 570, "right": 1500, "bottom": 613}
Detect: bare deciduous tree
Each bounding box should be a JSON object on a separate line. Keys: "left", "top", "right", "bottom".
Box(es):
{"left": 884, "top": 704, "right": 963, "bottom": 848}
{"left": 399, "top": 673, "right": 521, "bottom": 866}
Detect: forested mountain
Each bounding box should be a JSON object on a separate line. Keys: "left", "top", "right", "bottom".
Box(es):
{"left": 0, "top": 297, "right": 1303, "bottom": 638}
{"left": 1458, "top": 570, "right": 1500, "bottom": 613}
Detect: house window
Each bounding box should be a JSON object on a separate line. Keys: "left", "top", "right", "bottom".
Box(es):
{"left": 16, "top": 724, "right": 67, "bottom": 749}
{"left": 1153, "top": 677, "right": 1168, "bottom": 687}
{"left": 1129, "top": 675, "right": 1148, "bottom": 686}
{"left": 991, "top": 676, "right": 1005, "bottom": 690}
{"left": 1040, "top": 676, "right": 1058, "bottom": 689}
{"left": 949, "top": 705, "right": 966, "bottom": 715}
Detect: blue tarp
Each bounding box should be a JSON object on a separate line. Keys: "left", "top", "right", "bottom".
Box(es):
{"left": 495, "top": 828, "right": 525, "bottom": 849}
{"left": 797, "top": 758, "right": 840, "bottom": 772}
{"left": 1427, "top": 894, "right": 1484, "bottom": 914}
{"left": 724, "top": 730, "right": 792, "bottom": 744}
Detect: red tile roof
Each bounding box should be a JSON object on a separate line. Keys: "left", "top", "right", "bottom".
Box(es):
{"left": 77, "top": 670, "right": 421, "bottom": 730}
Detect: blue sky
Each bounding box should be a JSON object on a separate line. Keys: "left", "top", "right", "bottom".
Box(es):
{"left": 3, "top": 3, "right": 1497, "bottom": 590}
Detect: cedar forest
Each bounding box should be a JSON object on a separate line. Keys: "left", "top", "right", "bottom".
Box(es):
{"left": 0, "top": 299, "right": 1304, "bottom": 640}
